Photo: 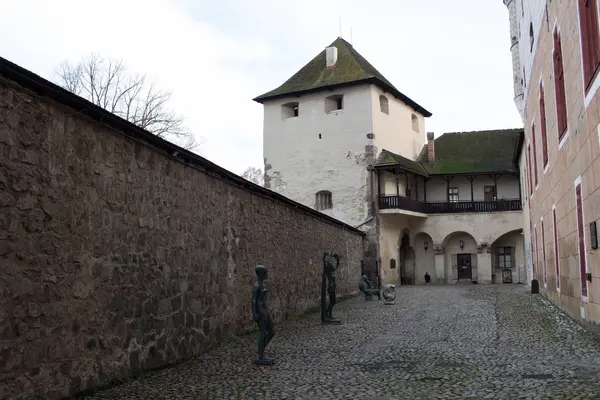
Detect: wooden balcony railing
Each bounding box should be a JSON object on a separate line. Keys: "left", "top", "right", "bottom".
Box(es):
{"left": 379, "top": 196, "right": 522, "bottom": 214}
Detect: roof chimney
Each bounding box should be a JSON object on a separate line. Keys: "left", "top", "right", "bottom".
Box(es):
{"left": 326, "top": 46, "right": 338, "bottom": 69}
{"left": 427, "top": 132, "right": 435, "bottom": 164}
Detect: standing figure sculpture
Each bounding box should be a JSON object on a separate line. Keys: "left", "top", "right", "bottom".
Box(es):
{"left": 321, "top": 252, "right": 342, "bottom": 325}
{"left": 382, "top": 284, "right": 397, "bottom": 305}
{"left": 252, "top": 265, "right": 275, "bottom": 365}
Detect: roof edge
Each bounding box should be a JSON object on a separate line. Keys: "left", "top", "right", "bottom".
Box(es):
{"left": 253, "top": 77, "right": 433, "bottom": 117}
{"left": 0, "top": 56, "right": 365, "bottom": 236}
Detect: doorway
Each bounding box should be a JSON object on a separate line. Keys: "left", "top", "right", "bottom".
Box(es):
{"left": 457, "top": 253, "right": 472, "bottom": 280}
{"left": 399, "top": 233, "right": 413, "bottom": 285}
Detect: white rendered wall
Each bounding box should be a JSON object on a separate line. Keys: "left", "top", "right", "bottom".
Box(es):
{"left": 515, "top": 0, "right": 547, "bottom": 106}
{"left": 262, "top": 84, "right": 374, "bottom": 227}
{"left": 370, "top": 85, "right": 426, "bottom": 160}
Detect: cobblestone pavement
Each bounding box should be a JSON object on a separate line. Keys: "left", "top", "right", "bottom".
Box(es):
{"left": 83, "top": 285, "right": 600, "bottom": 399}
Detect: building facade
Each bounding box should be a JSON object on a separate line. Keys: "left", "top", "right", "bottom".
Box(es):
{"left": 503, "top": 0, "right": 600, "bottom": 327}
{"left": 255, "top": 37, "right": 527, "bottom": 286}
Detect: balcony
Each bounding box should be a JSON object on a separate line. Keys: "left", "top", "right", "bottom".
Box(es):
{"left": 379, "top": 195, "right": 522, "bottom": 214}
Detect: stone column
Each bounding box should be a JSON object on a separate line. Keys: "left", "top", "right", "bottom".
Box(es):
{"left": 477, "top": 245, "right": 493, "bottom": 284}
{"left": 434, "top": 244, "right": 445, "bottom": 284}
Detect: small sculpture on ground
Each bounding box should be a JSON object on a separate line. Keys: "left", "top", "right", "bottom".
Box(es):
{"left": 382, "top": 284, "right": 396, "bottom": 305}
{"left": 359, "top": 274, "right": 381, "bottom": 300}
{"left": 321, "top": 252, "right": 342, "bottom": 325}
{"left": 424, "top": 272, "right": 431, "bottom": 284}
{"left": 252, "top": 265, "right": 275, "bottom": 365}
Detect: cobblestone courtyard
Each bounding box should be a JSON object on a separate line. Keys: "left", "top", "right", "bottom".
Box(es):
{"left": 83, "top": 285, "right": 600, "bottom": 399}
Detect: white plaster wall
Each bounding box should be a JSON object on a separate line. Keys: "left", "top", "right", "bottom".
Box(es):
{"left": 370, "top": 85, "right": 426, "bottom": 160}
{"left": 424, "top": 175, "right": 521, "bottom": 202}
{"left": 262, "top": 84, "right": 373, "bottom": 227}
{"left": 520, "top": 151, "right": 534, "bottom": 284}
{"left": 377, "top": 210, "right": 524, "bottom": 285}
{"left": 515, "top": 0, "right": 547, "bottom": 105}
{"left": 417, "top": 211, "right": 523, "bottom": 245}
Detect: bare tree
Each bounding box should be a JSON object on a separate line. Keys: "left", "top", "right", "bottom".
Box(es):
{"left": 242, "top": 166, "right": 264, "bottom": 186}
{"left": 54, "top": 53, "right": 202, "bottom": 150}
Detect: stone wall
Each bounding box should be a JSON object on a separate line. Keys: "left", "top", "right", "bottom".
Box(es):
{"left": 0, "top": 75, "right": 364, "bottom": 399}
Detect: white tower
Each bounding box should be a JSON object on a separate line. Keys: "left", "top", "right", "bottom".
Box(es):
{"left": 253, "top": 37, "right": 432, "bottom": 228}
{"left": 503, "top": 0, "right": 525, "bottom": 120}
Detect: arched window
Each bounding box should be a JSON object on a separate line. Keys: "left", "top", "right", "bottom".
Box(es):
{"left": 315, "top": 190, "right": 333, "bottom": 210}
{"left": 379, "top": 95, "right": 389, "bottom": 114}
{"left": 411, "top": 114, "right": 419, "bottom": 131}
{"left": 529, "top": 22, "right": 534, "bottom": 51}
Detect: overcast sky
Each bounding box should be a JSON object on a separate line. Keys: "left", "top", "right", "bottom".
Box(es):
{"left": 0, "top": 0, "right": 522, "bottom": 175}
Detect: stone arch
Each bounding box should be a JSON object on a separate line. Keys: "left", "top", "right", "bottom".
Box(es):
{"left": 398, "top": 231, "right": 415, "bottom": 285}
{"left": 490, "top": 229, "right": 525, "bottom": 284}
{"left": 414, "top": 232, "right": 435, "bottom": 284}
{"left": 442, "top": 231, "right": 478, "bottom": 283}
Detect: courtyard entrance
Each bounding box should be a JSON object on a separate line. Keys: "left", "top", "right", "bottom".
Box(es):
{"left": 85, "top": 285, "right": 600, "bottom": 399}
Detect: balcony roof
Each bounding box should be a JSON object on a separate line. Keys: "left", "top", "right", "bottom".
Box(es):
{"left": 375, "top": 128, "right": 524, "bottom": 176}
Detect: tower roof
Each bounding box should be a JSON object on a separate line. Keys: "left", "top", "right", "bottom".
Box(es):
{"left": 253, "top": 37, "right": 432, "bottom": 117}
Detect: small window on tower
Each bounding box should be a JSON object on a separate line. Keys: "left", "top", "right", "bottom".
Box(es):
{"left": 315, "top": 190, "right": 333, "bottom": 211}
{"left": 325, "top": 94, "right": 343, "bottom": 113}
{"left": 281, "top": 102, "right": 299, "bottom": 120}
{"left": 411, "top": 114, "right": 419, "bottom": 132}
{"left": 379, "top": 95, "right": 389, "bottom": 115}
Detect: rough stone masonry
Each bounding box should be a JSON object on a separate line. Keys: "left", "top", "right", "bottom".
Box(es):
{"left": 0, "top": 69, "right": 364, "bottom": 399}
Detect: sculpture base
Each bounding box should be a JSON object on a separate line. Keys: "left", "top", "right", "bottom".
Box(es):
{"left": 322, "top": 318, "right": 342, "bottom": 325}
{"left": 384, "top": 301, "right": 395, "bottom": 305}
{"left": 253, "top": 356, "right": 275, "bottom": 366}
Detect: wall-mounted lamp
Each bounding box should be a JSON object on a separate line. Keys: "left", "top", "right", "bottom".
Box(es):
{"left": 424, "top": 241, "right": 429, "bottom": 251}
{"left": 459, "top": 240, "right": 464, "bottom": 249}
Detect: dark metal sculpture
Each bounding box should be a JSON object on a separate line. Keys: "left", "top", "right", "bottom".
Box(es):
{"left": 359, "top": 274, "right": 381, "bottom": 300}
{"left": 321, "top": 252, "right": 342, "bottom": 325}
{"left": 252, "top": 265, "right": 275, "bottom": 365}
{"left": 382, "top": 284, "right": 396, "bottom": 305}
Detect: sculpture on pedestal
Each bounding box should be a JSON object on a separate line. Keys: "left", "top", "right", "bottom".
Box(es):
{"left": 252, "top": 265, "right": 275, "bottom": 365}
{"left": 359, "top": 274, "right": 381, "bottom": 300}
{"left": 321, "top": 252, "right": 342, "bottom": 325}
{"left": 382, "top": 284, "right": 396, "bottom": 305}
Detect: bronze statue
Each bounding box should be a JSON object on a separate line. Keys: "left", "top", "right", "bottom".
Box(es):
{"left": 321, "top": 252, "right": 342, "bottom": 325}
{"left": 252, "top": 265, "right": 275, "bottom": 365}
{"left": 359, "top": 274, "right": 381, "bottom": 300}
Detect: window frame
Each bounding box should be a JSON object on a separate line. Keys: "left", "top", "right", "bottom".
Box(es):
{"left": 541, "top": 216, "right": 547, "bottom": 288}
{"left": 574, "top": 176, "right": 589, "bottom": 302}
{"left": 539, "top": 80, "right": 549, "bottom": 171}
{"left": 527, "top": 144, "right": 534, "bottom": 197}
{"left": 379, "top": 95, "right": 389, "bottom": 115}
{"left": 315, "top": 190, "right": 333, "bottom": 211}
{"left": 552, "top": 25, "right": 569, "bottom": 146}
{"left": 531, "top": 123, "right": 539, "bottom": 189}
{"left": 578, "top": 0, "right": 600, "bottom": 99}
{"left": 448, "top": 187, "right": 459, "bottom": 203}
{"left": 552, "top": 204, "right": 560, "bottom": 292}
{"left": 324, "top": 94, "right": 344, "bottom": 113}
{"left": 411, "top": 114, "right": 419, "bottom": 132}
